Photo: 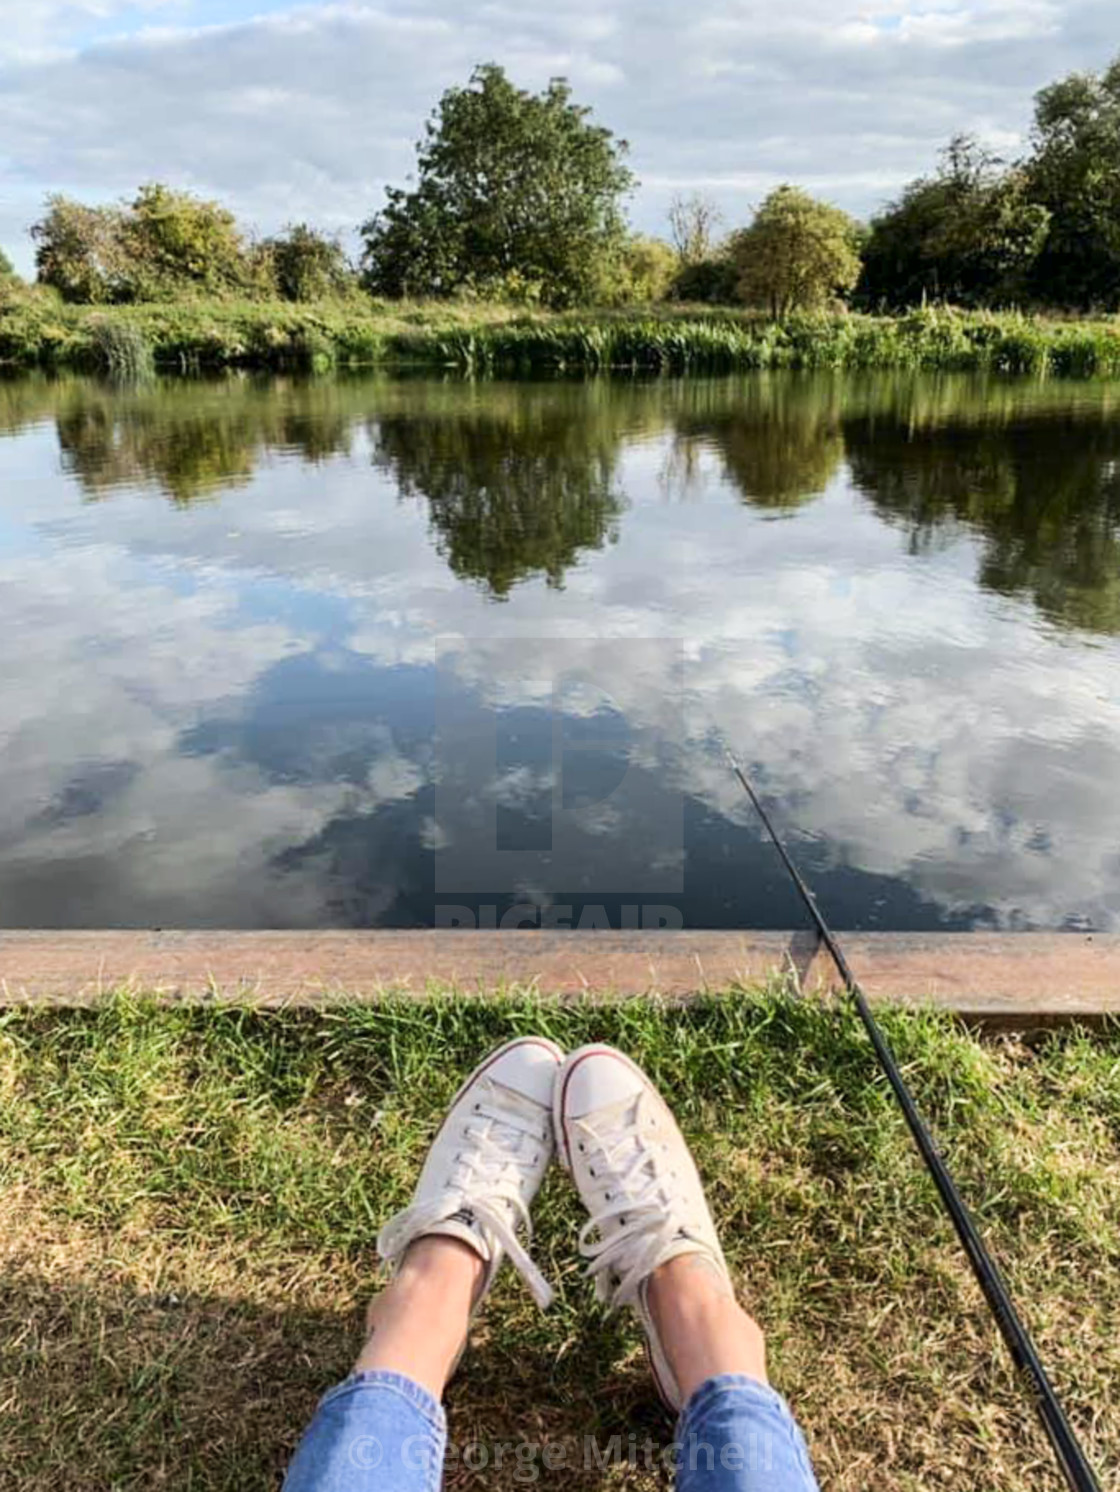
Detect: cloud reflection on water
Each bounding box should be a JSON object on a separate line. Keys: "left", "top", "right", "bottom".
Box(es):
{"left": 0, "top": 372, "right": 1118, "bottom": 930}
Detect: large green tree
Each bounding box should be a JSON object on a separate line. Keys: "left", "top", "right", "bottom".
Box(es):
{"left": 1026, "top": 56, "right": 1120, "bottom": 309}
{"left": 361, "top": 64, "right": 634, "bottom": 307}
{"left": 860, "top": 137, "right": 1049, "bottom": 308}
{"left": 733, "top": 186, "right": 862, "bottom": 316}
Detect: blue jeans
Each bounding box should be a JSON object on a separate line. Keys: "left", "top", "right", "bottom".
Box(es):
{"left": 283, "top": 1369, "right": 819, "bottom": 1491}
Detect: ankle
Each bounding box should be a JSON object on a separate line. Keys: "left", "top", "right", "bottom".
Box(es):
{"left": 354, "top": 1235, "right": 483, "bottom": 1396}
{"left": 648, "top": 1252, "right": 733, "bottom": 1317}
{"left": 646, "top": 1253, "right": 768, "bottom": 1403}
{"left": 396, "top": 1235, "right": 485, "bottom": 1299}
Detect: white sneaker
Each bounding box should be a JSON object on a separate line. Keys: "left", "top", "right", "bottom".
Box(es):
{"left": 554, "top": 1043, "right": 734, "bottom": 1410}
{"left": 378, "top": 1035, "right": 564, "bottom": 1311}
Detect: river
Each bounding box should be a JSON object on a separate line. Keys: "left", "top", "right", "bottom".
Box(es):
{"left": 1, "top": 370, "right": 1118, "bottom": 930}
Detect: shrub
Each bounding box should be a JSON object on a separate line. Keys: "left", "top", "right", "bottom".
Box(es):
{"left": 32, "top": 196, "right": 133, "bottom": 303}
{"left": 124, "top": 184, "right": 250, "bottom": 299}
{"left": 262, "top": 224, "right": 352, "bottom": 302}
{"left": 671, "top": 255, "right": 740, "bottom": 304}
{"left": 32, "top": 185, "right": 257, "bottom": 304}
{"left": 596, "top": 237, "right": 678, "bottom": 304}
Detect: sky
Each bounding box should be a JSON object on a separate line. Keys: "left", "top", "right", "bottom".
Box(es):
{"left": 0, "top": 0, "right": 1116, "bottom": 274}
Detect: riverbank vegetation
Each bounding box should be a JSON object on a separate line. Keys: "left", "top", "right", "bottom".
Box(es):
{"left": 0, "top": 990, "right": 1115, "bottom": 1490}
{"left": 2, "top": 294, "right": 1120, "bottom": 377}
{"left": 3, "top": 53, "right": 1120, "bottom": 375}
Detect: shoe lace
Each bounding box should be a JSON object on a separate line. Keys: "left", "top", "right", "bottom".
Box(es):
{"left": 378, "top": 1082, "right": 554, "bottom": 1309}
{"left": 574, "top": 1090, "right": 691, "bottom": 1309}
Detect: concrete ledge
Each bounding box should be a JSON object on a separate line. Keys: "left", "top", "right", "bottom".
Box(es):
{"left": 0, "top": 930, "right": 1118, "bottom": 1027}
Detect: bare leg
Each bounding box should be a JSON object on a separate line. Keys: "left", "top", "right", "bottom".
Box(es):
{"left": 645, "top": 1252, "right": 768, "bottom": 1403}
{"left": 354, "top": 1236, "right": 484, "bottom": 1398}
{"left": 354, "top": 1036, "right": 562, "bottom": 1400}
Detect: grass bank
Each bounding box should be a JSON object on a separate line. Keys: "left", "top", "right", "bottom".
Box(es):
{"left": 3, "top": 293, "right": 1120, "bottom": 377}
{"left": 0, "top": 989, "right": 1116, "bottom": 1490}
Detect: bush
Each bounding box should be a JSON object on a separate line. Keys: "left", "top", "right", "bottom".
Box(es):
{"left": 124, "top": 184, "right": 251, "bottom": 299}
{"left": 32, "top": 197, "right": 133, "bottom": 303}
{"left": 596, "top": 237, "right": 678, "bottom": 305}
{"left": 32, "top": 184, "right": 257, "bottom": 304}
{"left": 671, "top": 255, "right": 740, "bottom": 304}
{"left": 262, "top": 224, "right": 352, "bottom": 302}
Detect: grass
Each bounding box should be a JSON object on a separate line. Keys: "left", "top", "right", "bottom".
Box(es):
{"left": 3, "top": 289, "right": 1120, "bottom": 377}
{"left": 0, "top": 291, "right": 519, "bottom": 375}
{"left": 0, "top": 988, "right": 1116, "bottom": 1490}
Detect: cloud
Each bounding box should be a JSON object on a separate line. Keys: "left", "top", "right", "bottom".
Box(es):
{"left": 0, "top": 0, "right": 1117, "bottom": 271}
{"left": 0, "top": 1, "right": 181, "bottom": 64}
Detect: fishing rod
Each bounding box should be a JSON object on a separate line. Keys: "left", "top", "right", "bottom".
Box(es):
{"left": 724, "top": 745, "right": 1101, "bottom": 1492}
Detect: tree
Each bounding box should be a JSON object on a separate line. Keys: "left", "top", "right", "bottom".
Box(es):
{"left": 668, "top": 193, "right": 723, "bottom": 264}
{"left": 32, "top": 196, "right": 132, "bottom": 303}
{"left": 860, "top": 137, "right": 1049, "bottom": 309}
{"left": 733, "top": 186, "right": 862, "bottom": 316}
{"left": 1026, "top": 56, "right": 1120, "bottom": 309}
{"left": 263, "top": 224, "right": 352, "bottom": 301}
{"left": 666, "top": 192, "right": 735, "bottom": 303}
{"left": 125, "top": 183, "right": 249, "bottom": 298}
{"left": 0, "top": 248, "right": 14, "bottom": 278}
{"left": 361, "top": 64, "right": 634, "bottom": 307}
{"left": 33, "top": 185, "right": 254, "bottom": 302}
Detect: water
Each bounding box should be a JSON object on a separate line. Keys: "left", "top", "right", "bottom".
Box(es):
{"left": 1, "top": 370, "right": 1119, "bottom": 931}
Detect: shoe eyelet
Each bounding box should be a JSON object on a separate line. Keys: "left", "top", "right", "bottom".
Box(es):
{"left": 588, "top": 1167, "right": 595, "bottom": 1177}
{"left": 577, "top": 1142, "right": 585, "bottom": 1152}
